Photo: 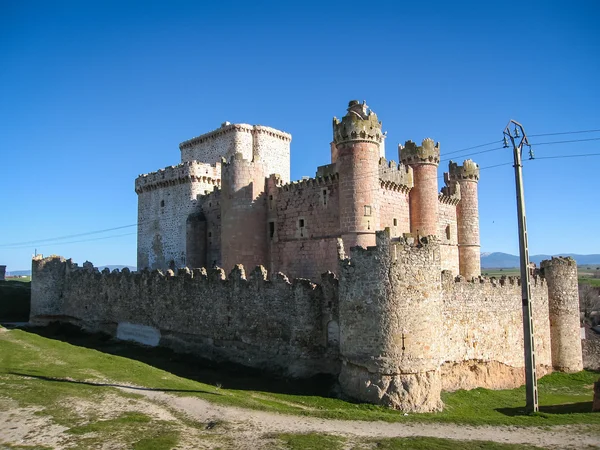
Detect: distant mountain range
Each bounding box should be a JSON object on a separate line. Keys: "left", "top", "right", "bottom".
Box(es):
{"left": 7, "top": 265, "right": 136, "bottom": 277}
{"left": 481, "top": 252, "right": 600, "bottom": 268}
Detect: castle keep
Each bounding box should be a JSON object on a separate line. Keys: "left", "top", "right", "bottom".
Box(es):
{"left": 30, "top": 100, "right": 584, "bottom": 412}
{"left": 135, "top": 100, "right": 481, "bottom": 280}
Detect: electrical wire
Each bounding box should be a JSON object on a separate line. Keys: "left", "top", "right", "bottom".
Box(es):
{"left": 0, "top": 224, "right": 137, "bottom": 248}
{"left": 528, "top": 137, "right": 600, "bottom": 146}
{"left": 528, "top": 129, "right": 600, "bottom": 137}
{"left": 3, "top": 232, "right": 137, "bottom": 250}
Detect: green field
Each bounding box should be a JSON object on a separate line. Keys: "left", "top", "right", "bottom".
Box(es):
{"left": 1, "top": 326, "right": 599, "bottom": 448}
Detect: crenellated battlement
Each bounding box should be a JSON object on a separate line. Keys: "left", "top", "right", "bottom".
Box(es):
{"left": 378, "top": 157, "right": 414, "bottom": 193}
{"left": 332, "top": 100, "right": 384, "bottom": 145}
{"left": 179, "top": 123, "right": 291, "bottom": 150}
{"left": 447, "top": 159, "right": 480, "bottom": 182}
{"left": 399, "top": 138, "right": 441, "bottom": 166}
{"left": 439, "top": 177, "right": 461, "bottom": 205}
{"left": 33, "top": 254, "right": 326, "bottom": 290}
{"left": 278, "top": 173, "right": 339, "bottom": 192}
{"left": 135, "top": 161, "right": 221, "bottom": 193}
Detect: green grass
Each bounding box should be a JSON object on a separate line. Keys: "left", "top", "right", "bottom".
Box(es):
{"left": 579, "top": 277, "right": 600, "bottom": 287}
{"left": 275, "top": 433, "right": 547, "bottom": 449}
{"left": 277, "top": 433, "right": 345, "bottom": 449}
{"left": 4, "top": 277, "right": 31, "bottom": 283}
{"left": 1, "top": 327, "right": 599, "bottom": 433}
{"left": 481, "top": 268, "right": 520, "bottom": 277}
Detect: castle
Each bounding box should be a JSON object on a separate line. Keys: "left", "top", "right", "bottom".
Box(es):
{"left": 29, "top": 100, "right": 584, "bottom": 413}
{"left": 135, "top": 100, "right": 480, "bottom": 281}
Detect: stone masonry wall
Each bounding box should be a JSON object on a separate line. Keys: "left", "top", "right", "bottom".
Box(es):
{"left": 338, "top": 232, "right": 444, "bottom": 412}
{"left": 136, "top": 162, "right": 220, "bottom": 270}
{"left": 582, "top": 339, "right": 600, "bottom": 370}
{"left": 30, "top": 256, "right": 340, "bottom": 377}
{"left": 379, "top": 186, "right": 410, "bottom": 238}
{"left": 270, "top": 175, "right": 341, "bottom": 280}
{"left": 253, "top": 127, "right": 291, "bottom": 182}
{"left": 438, "top": 201, "right": 459, "bottom": 275}
{"left": 180, "top": 124, "right": 254, "bottom": 164}
{"left": 179, "top": 123, "right": 292, "bottom": 182}
{"left": 197, "top": 190, "right": 223, "bottom": 267}
{"left": 441, "top": 274, "right": 552, "bottom": 391}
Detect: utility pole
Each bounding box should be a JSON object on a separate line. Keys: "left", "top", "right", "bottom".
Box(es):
{"left": 503, "top": 120, "right": 538, "bottom": 413}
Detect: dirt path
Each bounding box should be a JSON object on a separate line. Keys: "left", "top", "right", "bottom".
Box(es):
{"left": 125, "top": 388, "right": 599, "bottom": 449}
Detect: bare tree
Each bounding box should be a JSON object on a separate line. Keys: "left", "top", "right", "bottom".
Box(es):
{"left": 579, "top": 283, "right": 600, "bottom": 324}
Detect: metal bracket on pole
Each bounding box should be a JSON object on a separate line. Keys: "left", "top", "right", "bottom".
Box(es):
{"left": 503, "top": 120, "right": 539, "bottom": 413}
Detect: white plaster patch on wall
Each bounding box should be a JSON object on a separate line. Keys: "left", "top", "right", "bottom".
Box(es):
{"left": 116, "top": 322, "right": 161, "bottom": 347}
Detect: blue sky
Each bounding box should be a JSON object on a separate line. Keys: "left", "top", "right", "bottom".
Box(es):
{"left": 1, "top": 0, "right": 599, "bottom": 271}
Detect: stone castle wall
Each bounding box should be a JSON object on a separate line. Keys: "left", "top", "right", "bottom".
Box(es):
{"left": 135, "top": 162, "right": 220, "bottom": 270}
{"left": 30, "top": 229, "right": 583, "bottom": 412}
{"left": 179, "top": 123, "right": 291, "bottom": 182}
{"left": 30, "top": 256, "right": 340, "bottom": 377}
{"left": 269, "top": 175, "right": 341, "bottom": 280}
{"left": 441, "top": 274, "right": 552, "bottom": 391}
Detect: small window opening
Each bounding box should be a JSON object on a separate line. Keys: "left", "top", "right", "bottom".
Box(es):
{"left": 393, "top": 218, "right": 398, "bottom": 227}
{"left": 269, "top": 221, "right": 275, "bottom": 239}
{"left": 209, "top": 202, "right": 212, "bottom": 207}
{"left": 208, "top": 231, "right": 212, "bottom": 238}
{"left": 367, "top": 220, "right": 371, "bottom": 230}
{"left": 269, "top": 194, "right": 274, "bottom": 210}
{"left": 364, "top": 205, "right": 372, "bottom": 216}
{"left": 323, "top": 189, "right": 328, "bottom": 206}
{"left": 160, "top": 200, "right": 165, "bottom": 207}
{"left": 445, "top": 225, "right": 451, "bottom": 240}
{"left": 299, "top": 218, "right": 305, "bottom": 237}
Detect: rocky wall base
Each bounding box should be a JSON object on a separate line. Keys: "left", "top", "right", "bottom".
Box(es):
{"left": 338, "top": 361, "right": 443, "bottom": 412}
{"left": 441, "top": 360, "right": 552, "bottom": 392}
{"left": 582, "top": 340, "right": 600, "bottom": 371}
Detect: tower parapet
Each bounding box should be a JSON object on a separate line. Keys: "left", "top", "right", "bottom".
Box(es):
{"left": 447, "top": 159, "right": 480, "bottom": 182}
{"left": 334, "top": 101, "right": 383, "bottom": 252}
{"left": 541, "top": 257, "right": 583, "bottom": 372}
{"left": 338, "top": 229, "right": 444, "bottom": 412}
{"left": 400, "top": 138, "right": 440, "bottom": 166}
{"left": 333, "top": 100, "right": 384, "bottom": 145}
{"left": 400, "top": 138, "right": 440, "bottom": 237}
{"left": 447, "top": 159, "right": 480, "bottom": 279}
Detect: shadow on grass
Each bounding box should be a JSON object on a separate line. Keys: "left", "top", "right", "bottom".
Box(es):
{"left": 19, "top": 322, "right": 338, "bottom": 398}
{"left": 8, "top": 371, "right": 221, "bottom": 395}
{"left": 496, "top": 402, "right": 594, "bottom": 417}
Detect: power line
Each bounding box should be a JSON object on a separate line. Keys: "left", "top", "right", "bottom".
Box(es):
{"left": 529, "top": 137, "right": 600, "bottom": 146}
{"left": 3, "top": 232, "right": 137, "bottom": 250}
{"left": 441, "top": 146, "right": 504, "bottom": 163}
{"left": 528, "top": 128, "right": 600, "bottom": 137}
{"left": 442, "top": 140, "right": 502, "bottom": 157}
{"left": 531, "top": 153, "right": 600, "bottom": 160}
{"left": 0, "top": 224, "right": 138, "bottom": 248}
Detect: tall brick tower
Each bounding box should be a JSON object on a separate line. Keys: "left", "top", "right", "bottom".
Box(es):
{"left": 400, "top": 139, "right": 440, "bottom": 236}
{"left": 448, "top": 159, "right": 481, "bottom": 279}
{"left": 220, "top": 152, "right": 267, "bottom": 273}
{"left": 333, "top": 100, "right": 384, "bottom": 252}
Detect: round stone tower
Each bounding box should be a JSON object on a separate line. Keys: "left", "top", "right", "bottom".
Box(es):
{"left": 448, "top": 159, "right": 481, "bottom": 279}
{"left": 399, "top": 139, "right": 440, "bottom": 236}
{"left": 541, "top": 257, "right": 583, "bottom": 372}
{"left": 333, "top": 100, "right": 384, "bottom": 252}
{"left": 338, "top": 229, "right": 444, "bottom": 412}
{"left": 220, "top": 152, "right": 267, "bottom": 273}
